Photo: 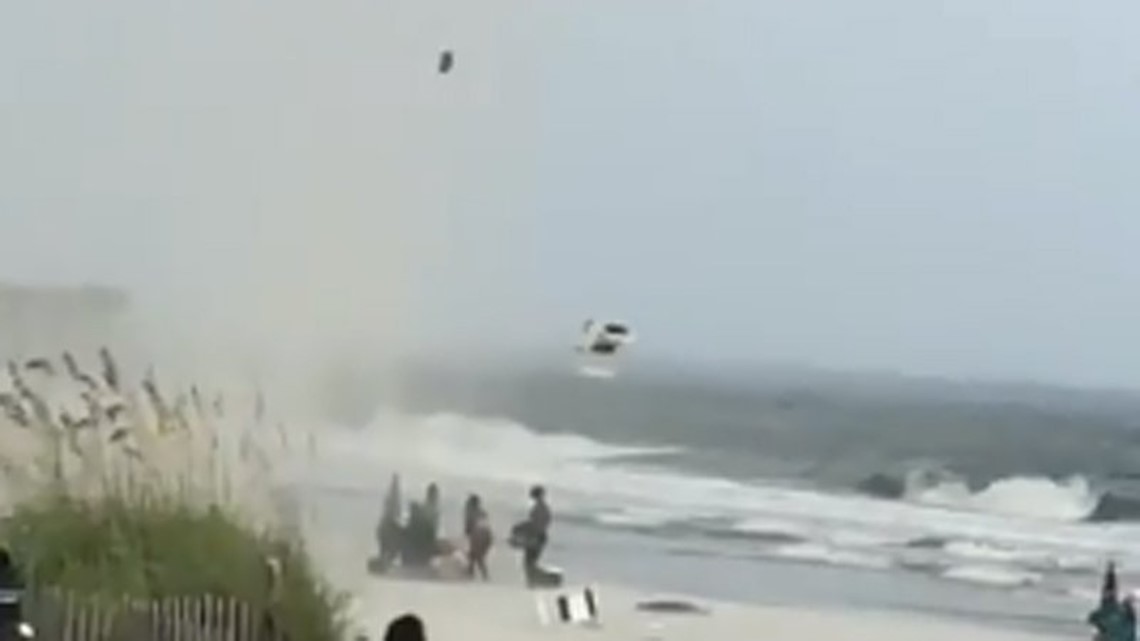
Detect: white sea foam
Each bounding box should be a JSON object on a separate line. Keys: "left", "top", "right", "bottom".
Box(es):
{"left": 909, "top": 475, "right": 1099, "bottom": 522}
{"left": 771, "top": 543, "right": 893, "bottom": 570}
{"left": 295, "top": 409, "right": 1140, "bottom": 599}
{"left": 941, "top": 564, "right": 1043, "bottom": 588}
{"left": 731, "top": 517, "right": 814, "bottom": 540}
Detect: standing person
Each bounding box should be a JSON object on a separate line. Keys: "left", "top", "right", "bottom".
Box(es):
{"left": 463, "top": 494, "right": 493, "bottom": 580}
{"left": 521, "top": 485, "right": 551, "bottom": 587}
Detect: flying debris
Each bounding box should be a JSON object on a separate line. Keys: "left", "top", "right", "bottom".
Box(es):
{"left": 438, "top": 50, "right": 454, "bottom": 74}
{"left": 577, "top": 319, "right": 635, "bottom": 356}
{"left": 574, "top": 319, "right": 636, "bottom": 379}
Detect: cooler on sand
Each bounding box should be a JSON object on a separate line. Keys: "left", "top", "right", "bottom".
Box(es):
{"left": 535, "top": 586, "right": 600, "bottom": 627}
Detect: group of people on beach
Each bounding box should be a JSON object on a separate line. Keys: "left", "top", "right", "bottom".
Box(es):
{"left": 373, "top": 474, "right": 554, "bottom": 586}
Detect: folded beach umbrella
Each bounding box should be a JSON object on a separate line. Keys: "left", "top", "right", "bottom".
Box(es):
{"left": 1102, "top": 561, "right": 1119, "bottom": 602}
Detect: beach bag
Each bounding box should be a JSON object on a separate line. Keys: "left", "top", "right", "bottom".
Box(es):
{"left": 509, "top": 521, "right": 535, "bottom": 549}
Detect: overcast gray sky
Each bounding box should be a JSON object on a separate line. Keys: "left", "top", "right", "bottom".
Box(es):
{"left": 2, "top": 0, "right": 1139, "bottom": 387}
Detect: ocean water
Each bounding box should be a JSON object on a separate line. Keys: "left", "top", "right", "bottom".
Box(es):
{"left": 294, "top": 363, "right": 1140, "bottom": 636}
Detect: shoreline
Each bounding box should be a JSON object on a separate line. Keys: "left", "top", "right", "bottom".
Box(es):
{"left": 544, "top": 516, "right": 1092, "bottom": 638}
{"left": 297, "top": 474, "right": 1093, "bottom": 639}
{"left": 299, "top": 481, "right": 1085, "bottom": 641}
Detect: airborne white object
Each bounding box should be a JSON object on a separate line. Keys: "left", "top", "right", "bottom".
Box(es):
{"left": 577, "top": 319, "right": 635, "bottom": 355}
{"left": 574, "top": 319, "right": 634, "bottom": 379}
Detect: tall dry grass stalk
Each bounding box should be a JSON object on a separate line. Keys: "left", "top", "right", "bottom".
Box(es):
{"left": 0, "top": 347, "right": 314, "bottom": 534}
{"left": 0, "top": 348, "right": 344, "bottom": 640}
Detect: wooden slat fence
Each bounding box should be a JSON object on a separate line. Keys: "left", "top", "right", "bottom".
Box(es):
{"left": 21, "top": 589, "right": 279, "bottom": 641}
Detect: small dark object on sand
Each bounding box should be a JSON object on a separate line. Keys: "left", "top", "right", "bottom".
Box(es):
{"left": 438, "top": 50, "right": 454, "bottom": 74}
{"left": 635, "top": 599, "right": 711, "bottom": 615}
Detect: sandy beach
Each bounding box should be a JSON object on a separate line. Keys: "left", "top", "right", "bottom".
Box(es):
{"left": 287, "top": 446, "right": 1098, "bottom": 641}
{"left": 336, "top": 531, "right": 1072, "bottom": 641}
{"left": 352, "top": 575, "right": 1071, "bottom": 641}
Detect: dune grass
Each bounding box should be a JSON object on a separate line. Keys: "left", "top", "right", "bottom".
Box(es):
{"left": 0, "top": 348, "right": 347, "bottom": 640}
{"left": 3, "top": 493, "right": 346, "bottom": 641}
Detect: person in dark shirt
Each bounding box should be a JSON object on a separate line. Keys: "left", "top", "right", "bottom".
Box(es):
{"left": 522, "top": 485, "right": 551, "bottom": 586}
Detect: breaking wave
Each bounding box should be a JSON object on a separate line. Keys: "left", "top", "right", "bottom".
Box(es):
{"left": 293, "top": 408, "right": 1140, "bottom": 605}
{"left": 305, "top": 410, "right": 1140, "bottom": 553}
{"left": 909, "top": 475, "right": 1098, "bottom": 522}
{"left": 855, "top": 468, "right": 1123, "bottom": 523}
